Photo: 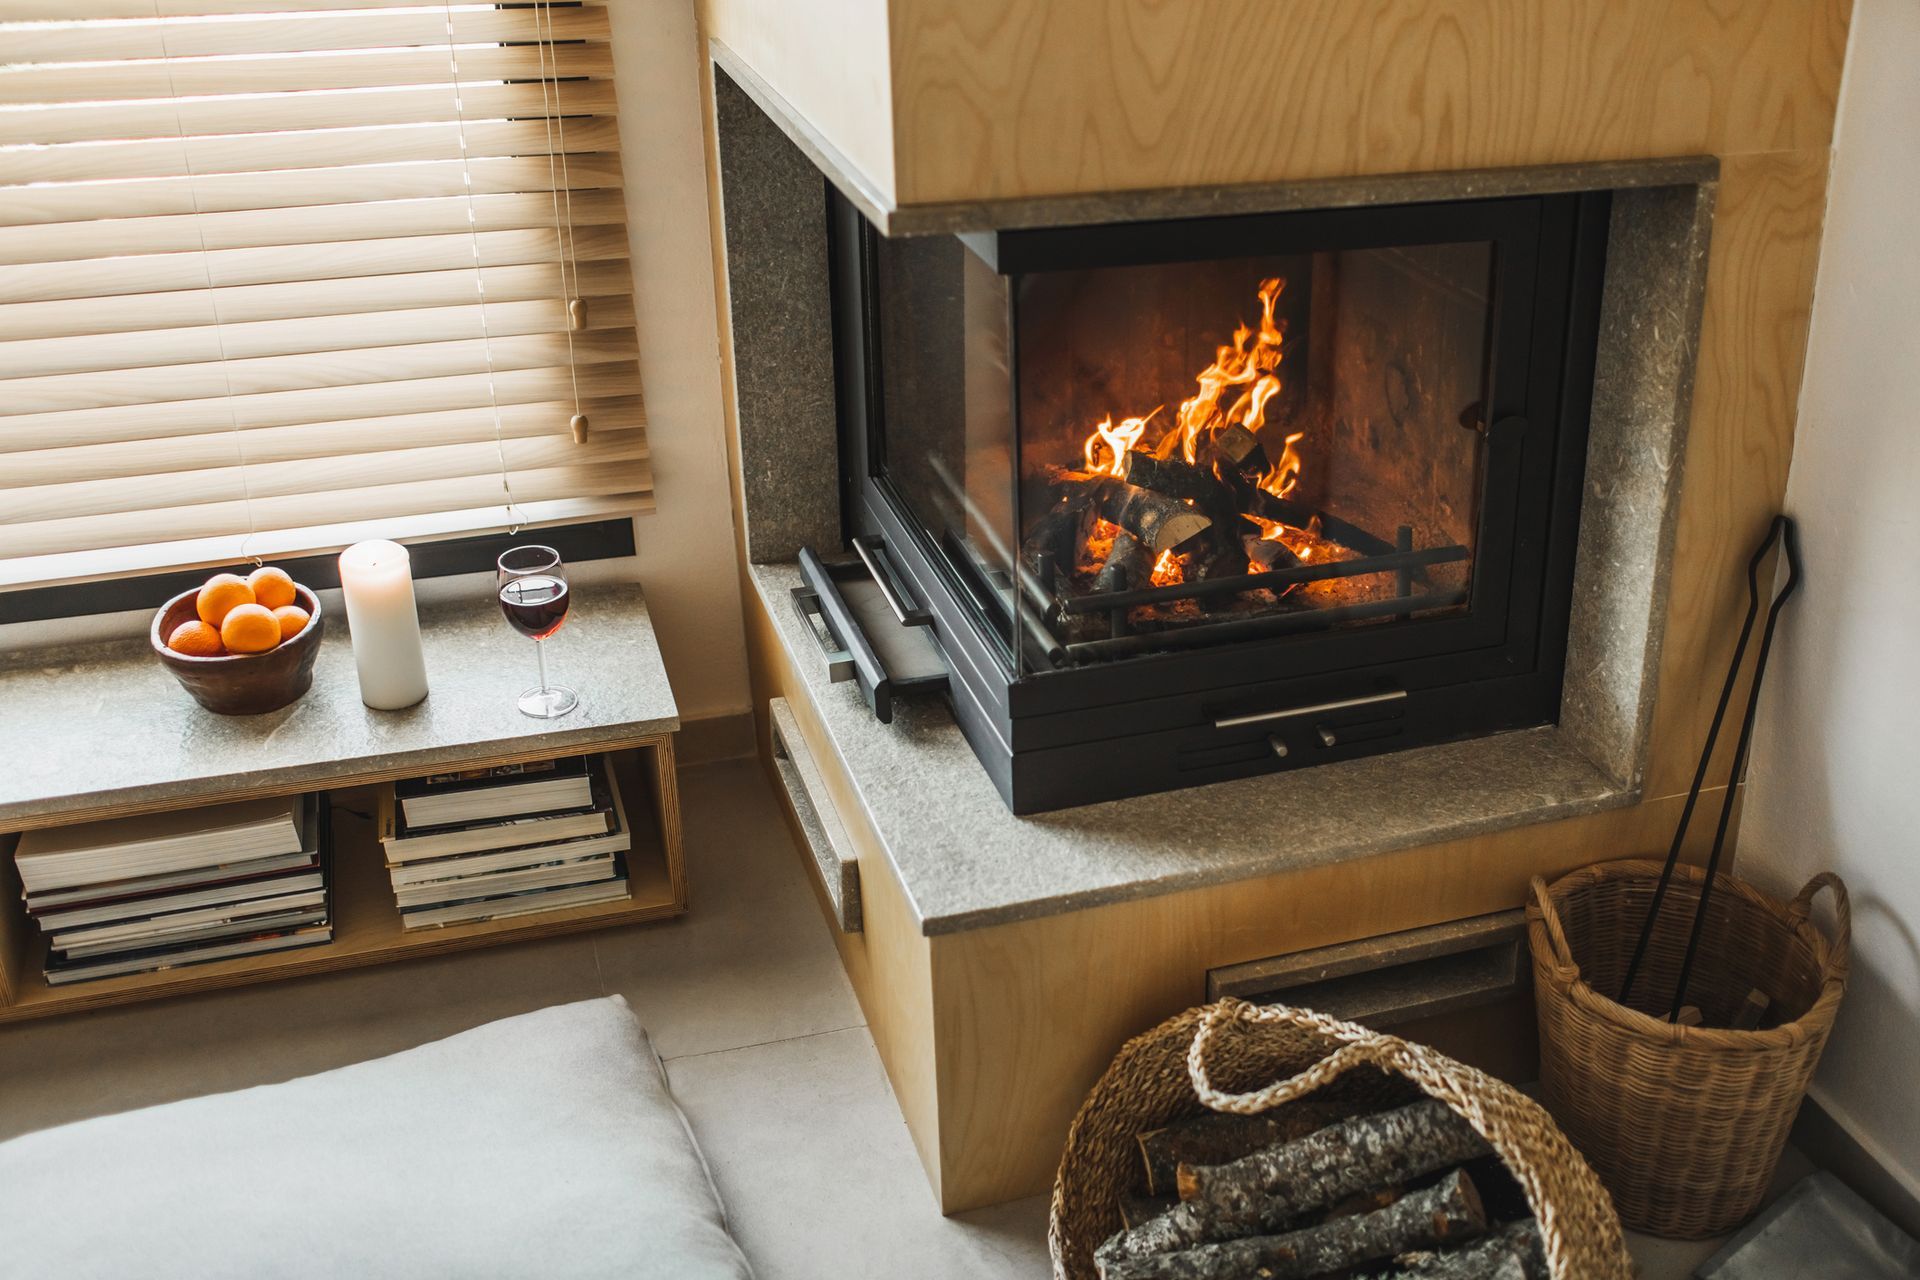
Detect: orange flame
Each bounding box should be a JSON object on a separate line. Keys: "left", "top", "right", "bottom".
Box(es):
{"left": 1078, "top": 277, "right": 1293, "bottom": 475}
{"left": 1082, "top": 409, "right": 1160, "bottom": 478}
{"left": 1258, "top": 430, "right": 1307, "bottom": 499}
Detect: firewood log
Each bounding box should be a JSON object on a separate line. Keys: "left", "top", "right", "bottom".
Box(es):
{"left": 1122, "top": 451, "right": 1226, "bottom": 505}
{"left": 1394, "top": 1218, "right": 1546, "bottom": 1279}
{"left": 1177, "top": 1099, "right": 1490, "bottom": 1213}
{"left": 1102, "top": 1101, "right": 1483, "bottom": 1267}
{"left": 1100, "top": 482, "right": 1212, "bottom": 553}
{"left": 1242, "top": 531, "right": 1303, "bottom": 573}
{"left": 1136, "top": 1107, "right": 1347, "bottom": 1196}
{"left": 1201, "top": 423, "right": 1265, "bottom": 475}
{"left": 1022, "top": 496, "right": 1089, "bottom": 569}
{"left": 1095, "top": 530, "right": 1153, "bottom": 594}
{"left": 1119, "top": 1193, "right": 1180, "bottom": 1231}
{"left": 1099, "top": 1169, "right": 1487, "bottom": 1280}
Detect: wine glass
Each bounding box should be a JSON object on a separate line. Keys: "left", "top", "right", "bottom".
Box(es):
{"left": 496, "top": 545, "right": 578, "bottom": 718}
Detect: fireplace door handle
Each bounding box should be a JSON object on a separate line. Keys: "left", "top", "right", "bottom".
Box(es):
{"left": 1213, "top": 689, "right": 1407, "bottom": 730}
{"left": 852, "top": 535, "right": 933, "bottom": 627}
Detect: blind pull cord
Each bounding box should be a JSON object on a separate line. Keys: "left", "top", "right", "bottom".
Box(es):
{"left": 442, "top": 1, "right": 522, "bottom": 534}
{"left": 151, "top": 0, "right": 263, "bottom": 568}
{"left": 536, "top": 0, "right": 588, "bottom": 442}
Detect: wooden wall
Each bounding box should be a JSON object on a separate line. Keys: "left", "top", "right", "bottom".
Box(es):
{"left": 884, "top": 0, "right": 1850, "bottom": 204}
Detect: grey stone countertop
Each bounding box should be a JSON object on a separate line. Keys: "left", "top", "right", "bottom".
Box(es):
{"left": 0, "top": 582, "right": 678, "bottom": 830}
{"left": 752, "top": 563, "right": 1631, "bottom": 937}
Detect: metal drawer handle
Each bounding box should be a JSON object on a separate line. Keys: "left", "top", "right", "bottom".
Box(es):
{"left": 790, "top": 588, "right": 855, "bottom": 684}
{"left": 852, "top": 535, "right": 932, "bottom": 627}
{"left": 769, "top": 698, "right": 862, "bottom": 933}
{"left": 1214, "top": 688, "right": 1407, "bottom": 731}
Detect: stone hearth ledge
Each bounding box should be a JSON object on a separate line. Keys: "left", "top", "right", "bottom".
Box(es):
{"left": 752, "top": 563, "right": 1632, "bottom": 937}
{"left": 0, "top": 583, "right": 678, "bottom": 830}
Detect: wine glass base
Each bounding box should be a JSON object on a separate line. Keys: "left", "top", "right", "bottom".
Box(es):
{"left": 517, "top": 684, "right": 579, "bottom": 719}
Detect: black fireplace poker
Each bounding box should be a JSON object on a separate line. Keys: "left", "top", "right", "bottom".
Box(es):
{"left": 1617, "top": 514, "right": 1804, "bottom": 1020}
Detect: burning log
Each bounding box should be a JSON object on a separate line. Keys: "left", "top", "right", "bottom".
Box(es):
{"left": 1395, "top": 1218, "right": 1547, "bottom": 1280}
{"left": 1100, "top": 481, "right": 1212, "bottom": 553}
{"left": 1242, "top": 531, "right": 1303, "bottom": 574}
{"left": 1022, "top": 492, "right": 1091, "bottom": 572}
{"left": 1135, "top": 1108, "right": 1347, "bottom": 1196}
{"left": 1200, "top": 423, "right": 1266, "bottom": 477}
{"left": 1095, "top": 530, "right": 1153, "bottom": 594}
{"left": 1176, "top": 1099, "right": 1491, "bottom": 1216}
{"left": 1121, "top": 450, "right": 1223, "bottom": 505}
{"left": 1099, "top": 1168, "right": 1487, "bottom": 1280}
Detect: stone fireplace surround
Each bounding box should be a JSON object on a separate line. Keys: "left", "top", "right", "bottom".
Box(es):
{"left": 697, "top": 0, "right": 1843, "bottom": 1214}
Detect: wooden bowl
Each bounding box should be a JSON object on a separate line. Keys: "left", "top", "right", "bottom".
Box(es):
{"left": 151, "top": 583, "right": 325, "bottom": 716}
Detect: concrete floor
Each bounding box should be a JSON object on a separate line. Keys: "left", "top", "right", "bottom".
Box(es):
{"left": 0, "top": 758, "right": 1805, "bottom": 1277}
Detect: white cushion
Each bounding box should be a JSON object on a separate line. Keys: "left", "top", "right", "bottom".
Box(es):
{"left": 0, "top": 996, "right": 753, "bottom": 1280}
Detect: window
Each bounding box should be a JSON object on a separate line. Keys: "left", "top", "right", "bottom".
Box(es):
{"left": 0, "top": 0, "right": 650, "bottom": 590}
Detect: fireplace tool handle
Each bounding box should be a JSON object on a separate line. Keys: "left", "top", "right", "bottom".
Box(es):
{"left": 852, "top": 535, "right": 933, "bottom": 628}
{"left": 1617, "top": 514, "right": 1804, "bottom": 1019}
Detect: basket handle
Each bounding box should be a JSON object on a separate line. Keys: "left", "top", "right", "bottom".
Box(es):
{"left": 1785, "top": 871, "right": 1851, "bottom": 986}
{"left": 1528, "top": 875, "right": 1579, "bottom": 971}
{"left": 1188, "top": 999, "right": 1406, "bottom": 1114}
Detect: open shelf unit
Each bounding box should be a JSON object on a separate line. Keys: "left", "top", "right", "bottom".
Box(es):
{"left": 0, "top": 733, "right": 685, "bottom": 1023}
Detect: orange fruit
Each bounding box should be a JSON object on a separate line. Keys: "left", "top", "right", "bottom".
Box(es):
{"left": 272, "top": 604, "right": 310, "bottom": 643}
{"left": 248, "top": 565, "right": 297, "bottom": 610}
{"left": 196, "top": 573, "right": 255, "bottom": 628}
{"left": 167, "top": 619, "right": 226, "bottom": 658}
{"left": 220, "top": 603, "right": 281, "bottom": 654}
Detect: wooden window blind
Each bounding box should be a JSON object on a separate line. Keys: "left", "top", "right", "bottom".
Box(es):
{"left": 0, "top": 0, "right": 650, "bottom": 589}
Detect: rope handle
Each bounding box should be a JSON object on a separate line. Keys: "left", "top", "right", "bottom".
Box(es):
{"left": 1785, "top": 871, "right": 1851, "bottom": 985}
{"left": 1187, "top": 999, "right": 1408, "bottom": 1113}
{"left": 1529, "top": 876, "right": 1578, "bottom": 971}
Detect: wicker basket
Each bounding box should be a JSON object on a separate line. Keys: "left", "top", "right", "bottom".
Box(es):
{"left": 1527, "top": 860, "right": 1849, "bottom": 1238}
{"left": 1049, "top": 999, "right": 1632, "bottom": 1280}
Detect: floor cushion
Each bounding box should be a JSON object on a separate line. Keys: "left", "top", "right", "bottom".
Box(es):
{"left": 0, "top": 995, "right": 753, "bottom": 1280}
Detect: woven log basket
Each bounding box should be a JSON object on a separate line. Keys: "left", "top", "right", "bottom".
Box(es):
{"left": 1048, "top": 999, "right": 1632, "bottom": 1280}
{"left": 1528, "top": 860, "right": 1850, "bottom": 1238}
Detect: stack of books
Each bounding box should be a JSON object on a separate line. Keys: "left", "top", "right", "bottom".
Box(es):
{"left": 17, "top": 794, "right": 331, "bottom": 986}
{"left": 378, "top": 753, "right": 630, "bottom": 929}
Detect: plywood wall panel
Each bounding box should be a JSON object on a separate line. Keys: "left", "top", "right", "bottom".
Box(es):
{"left": 886, "top": 0, "right": 1851, "bottom": 206}
{"left": 700, "top": 0, "right": 897, "bottom": 203}
{"left": 1643, "top": 149, "right": 1831, "bottom": 798}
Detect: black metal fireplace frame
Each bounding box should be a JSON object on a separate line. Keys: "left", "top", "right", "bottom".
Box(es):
{"left": 825, "top": 188, "right": 1611, "bottom": 812}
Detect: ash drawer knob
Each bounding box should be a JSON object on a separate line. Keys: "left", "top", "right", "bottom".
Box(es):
{"left": 1317, "top": 725, "right": 1338, "bottom": 748}
{"left": 1267, "top": 735, "right": 1289, "bottom": 759}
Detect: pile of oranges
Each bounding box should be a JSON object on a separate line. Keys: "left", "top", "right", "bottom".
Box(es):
{"left": 167, "top": 566, "right": 311, "bottom": 657}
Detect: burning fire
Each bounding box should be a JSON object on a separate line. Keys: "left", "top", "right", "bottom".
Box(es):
{"left": 1260, "top": 431, "right": 1307, "bottom": 499}
{"left": 1078, "top": 276, "right": 1304, "bottom": 489}
{"left": 1245, "top": 513, "right": 1320, "bottom": 563}
{"left": 1072, "top": 276, "right": 1314, "bottom": 585}
{"left": 1162, "top": 276, "right": 1288, "bottom": 466}
{"left": 1083, "top": 409, "right": 1160, "bottom": 478}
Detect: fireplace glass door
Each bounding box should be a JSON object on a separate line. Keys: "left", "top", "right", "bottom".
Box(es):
{"left": 836, "top": 194, "right": 1590, "bottom": 682}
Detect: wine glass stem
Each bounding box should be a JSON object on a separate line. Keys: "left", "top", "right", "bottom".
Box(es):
{"left": 534, "top": 636, "right": 548, "bottom": 693}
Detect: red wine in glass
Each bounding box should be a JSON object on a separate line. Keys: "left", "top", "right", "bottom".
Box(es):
{"left": 499, "top": 574, "right": 570, "bottom": 640}
{"left": 496, "top": 545, "right": 578, "bottom": 718}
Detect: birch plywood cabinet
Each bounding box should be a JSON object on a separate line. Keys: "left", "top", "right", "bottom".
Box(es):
{"left": 702, "top": 0, "right": 1853, "bottom": 1214}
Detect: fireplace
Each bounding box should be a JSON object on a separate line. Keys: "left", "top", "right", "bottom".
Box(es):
{"left": 814, "top": 190, "right": 1611, "bottom": 812}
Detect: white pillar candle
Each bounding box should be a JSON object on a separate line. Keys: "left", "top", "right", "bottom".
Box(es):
{"left": 338, "top": 539, "right": 429, "bottom": 710}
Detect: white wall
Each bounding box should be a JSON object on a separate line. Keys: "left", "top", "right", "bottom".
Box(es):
{"left": 0, "top": 3, "right": 754, "bottom": 726}
{"left": 1741, "top": 0, "right": 1920, "bottom": 1201}
{"left": 602, "top": 0, "right": 750, "bottom": 721}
